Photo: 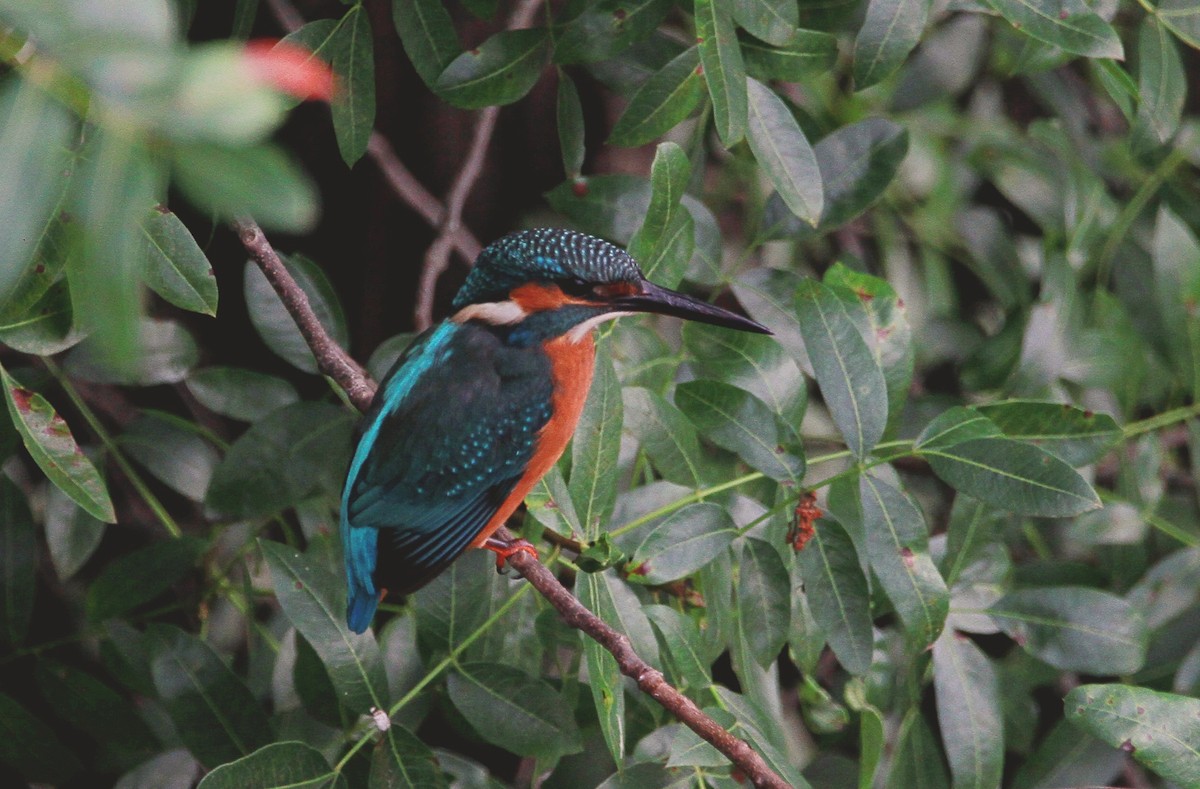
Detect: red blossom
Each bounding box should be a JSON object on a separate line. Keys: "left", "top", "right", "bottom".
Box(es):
{"left": 243, "top": 39, "right": 335, "bottom": 102}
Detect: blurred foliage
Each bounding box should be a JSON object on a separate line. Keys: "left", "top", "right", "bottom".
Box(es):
{"left": 1, "top": 0, "right": 1200, "bottom": 787}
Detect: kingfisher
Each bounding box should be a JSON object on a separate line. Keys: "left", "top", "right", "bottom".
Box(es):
{"left": 341, "top": 228, "right": 769, "bottom": 633}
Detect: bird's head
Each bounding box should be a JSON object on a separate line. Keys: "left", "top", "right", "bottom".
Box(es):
{"left": 451, "top": 228, "right": 768, "bottom": 344}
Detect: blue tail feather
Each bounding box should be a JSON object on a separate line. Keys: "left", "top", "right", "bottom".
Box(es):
{"left": 342, "top": 513, "right": 379, "bottom": 634}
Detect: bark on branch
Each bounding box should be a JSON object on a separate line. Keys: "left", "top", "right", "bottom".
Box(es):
{"left": 233, "top": 78, "right": 791, "bottom": 789}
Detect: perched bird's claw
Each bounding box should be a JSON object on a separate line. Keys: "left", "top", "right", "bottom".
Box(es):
{"left": 484, "top": 537, "right": 539, "bottom": 574}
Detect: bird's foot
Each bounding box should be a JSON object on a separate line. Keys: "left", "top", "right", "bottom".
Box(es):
{"left": 483, "top": 537, "right": 539, "bottom": 573}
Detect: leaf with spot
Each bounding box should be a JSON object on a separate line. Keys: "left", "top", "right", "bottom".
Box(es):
{"left": 197, "top": 741, "right": 345, "bottom": 789}
{"left": 328, "top": 5, "right": 376, "bottom": 166}
{"left": 746, "top": 78, "right": 822, "bottom": 227}
{"left": 859, "top": 473, "right": 948, "bottom": 648}
{"left": 448, "top": 662, "right": 582, "bottom": 760}
{"left": 261, "top": 540, "right": 389, "bottom": 715}
{"left": 982, "top": 0, "right": 1123, "bottom": 59}
{"left": 974, "top": 401, "right": 1121, "bottom": 467}
{"left": 695, "top": 0, "right": 747, "bottom": 146}
{"left": 0, "top": 364, "right": 115, "bottom": 523}
{"left": 933, "top": 631, "right": 1004, "bottom": 789}
{"left": 1066, "top": 684, "right": 1200, "bottom": 788}
{"left": 554, "top": 0, "right": 672, "bottom": 64}
{"left": 435, "top": 28, "right": 550, "bottom": 109}
{"left": 676, "top": 379, "right": 804, "bottom": 482}
{"left": 853, "top": 0, "right": 930, "bottom": 90}
{"left": 608, "top": 47, "right": 705, "bottom": 149}
{"left": 796, "top": 518, "right": 873, "bottom": 675}
{"left": 795, "top": 279, "right": 888, "bottom": 459}
{"left": 391, "top": 0, "right": 460, "bottom": 89}
{"left": 570, "top": 347, "right": 623, "bottom": 539}
{"left": 140, "top": 207, "right": 218, "bottom": 316}
{"left": 626, "top": 502, "right": 738, "bottom": 584}
{"left": 989, "top": 587, "right": 1147, "bottom": 674}
{"left": 546, "top": 174, "right": 651, "bottom": 243}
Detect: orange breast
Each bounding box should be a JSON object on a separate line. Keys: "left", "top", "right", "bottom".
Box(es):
{"left": 469, "top": 334, "right": 597, "bottom": 547}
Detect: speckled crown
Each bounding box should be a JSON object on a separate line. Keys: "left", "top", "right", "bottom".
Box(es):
{"left": 451, "top": 228, "right": 643, "bottom": 309}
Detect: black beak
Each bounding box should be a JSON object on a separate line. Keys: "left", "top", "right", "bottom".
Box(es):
{"left": 614, "top": 280, "right": 771, "bottom": 334}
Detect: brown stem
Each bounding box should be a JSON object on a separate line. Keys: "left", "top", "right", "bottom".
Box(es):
{"left": 231, "top": 221, "right": 792, "bottom": 789}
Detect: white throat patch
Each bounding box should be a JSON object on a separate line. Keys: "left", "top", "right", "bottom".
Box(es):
{"left": 451, "top": 300, "right": 528, "bottom": 325}
{"left": 566, "top": 311, "right": 634, "bottom": 343}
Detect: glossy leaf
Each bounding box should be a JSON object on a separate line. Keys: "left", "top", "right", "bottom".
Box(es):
{"left": 570, "top": 348, "right": 623, "bottom": 539}
{"left": 742, "top": 30, "right": 838, "bottom": 82}
{"left": 369, "top": 724, "right": 446, "bottom": 789}
{"left": 796, "top": 518, "right": 873, "bottom": 675}
{"left": 1133, "top": 18, "right": 1185, "bottom": 155}
{"left": 206, "top": 403, "right": 353, "bottom": 519}
{"left": 147, "top": 624, "right": 272, "bottom": 767}
{"left": 1, "top": 364, "right": 115, "bottom": 523}
{"left": 186, "top": 367, "right": 300, "bottom": 421}
{"left": 814, "top": 119, "right": 909, "bottom": 229}
{"left": 732, "top": 0, "right": 798, "bottom": 47}
{"left": 983, "top": 0, "right": 1123, "bottom": 59}
{"left": 989, "top": 587, "right": 1147, "bottom": 674}
{"left": 261, "top": 540, "right": 389, "bottom": 715}
{"left": 644, "top": 605, "right": 712, "bottom": 692}
{"left": 859, "top": 474, "right": 948, "bottom": 647}
{"left": 921, "top": 438, "right": 1101, "bottom": 517}
{"left": 732, "top": 267, "right": 807, "bottom": 365}
{"left": 121, "top": 412, "right": 218, "bottom": 502}
{"left": 546, "top": 173, "right": 651, "bottom": 242}
{"left": 140, "top": 207, "right": 218, "bottom": 316}
{"left": 577, "top": 572, "right": 628, "bottom": 764}
{"left": 746, "top": 78, "right": 822, "bottom": 226}
{"left": 974, "top": 401, "right": 1121, "bottom": 466}
{"left": 448, "top": 662, "right": 582, "bottom": 759}
{"left": 413, "top": 549, "right": 504, "bottom": 657}
{"left": 695, "top": 0, "right": 748, "bottom": 146}
{"left": 795, "top": 279, "right": 888, "bottom": 459}
{"left": 1156, "top": 0, "right": 1200, "bottom": 50}
{"left": 329, "top": 5, "right": 376, "bottom": 166}
{"left": 853, "top": 0, "right": 929, "bottom": 90}
{"left": 933, "top": 632, "right": 1004, "bottom": 789}
{"left": 172, "top": 143, "right": 319, "bottom": 232}
{"left": 608, "top": 47, "right": 704, "bottom": 148}
{"left": 0, "top": 279, "right": 78, "bottom": 357}
{"left": 391, "top": 0, "right": 460, "bottom": 88}
{"left": 887, "top": 709, "right": 950, "bottom": 789}
{"left": 554, "top": 0, "right": 672, "bottom": 64}
{"left": 65, "top": 318, "right": 199, "bottom": 386}
{"left": 622, "top": 387, "right": 706, "bottom": 488}
{"left": 916, "top": 407, "right": 1002, "bottom": 450}
{"left": 676, "top": 379, "right": 804, "bottom": 481}
{"left": 86, "top": 537, "right": 205, "bottom": 622}
{"left": 44, "top": 485, "right": 105, "bottom": 582}
{"left": 737, "top": 538, "right": 791, "bottom": 666}
{"left": 0, "top": 692, "right": 82, "bottom": 784}
{"left": 197, "top": 741, "right": 343, "bottom": 789}
{"left": 0, "top": 477, "right": 35, "bottom": 647}
{"left": 435, "top": 28, "right": 549, "bottom": 109}
{"left": 628, "top": 141, "right": 693, "bottom": 288}
{"left": 1067, "top": 685, "right": 1200, "bottom": 787}
{"left": 626, "top": 502, "right": 737, "bottom": 583}
{"left": 244, "top": 254, "right": 349, "bottom": 374}
{"left": 1012, "top": 718, "right": 1124, "bottom": 789}
{"left": 556, "top": 70, "right": 585, "bottom": 178}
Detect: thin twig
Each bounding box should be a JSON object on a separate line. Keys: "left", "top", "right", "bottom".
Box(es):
{"left": 232, "top": 221, "right": 792, "bottom": 789}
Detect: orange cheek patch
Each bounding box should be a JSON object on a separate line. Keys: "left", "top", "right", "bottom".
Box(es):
{"left": 511, "top": 283, "right": 569, "bottom": 311}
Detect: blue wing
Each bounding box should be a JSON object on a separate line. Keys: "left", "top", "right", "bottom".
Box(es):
{"left": 341, "top": 322, "right": 553, "bottom": 632}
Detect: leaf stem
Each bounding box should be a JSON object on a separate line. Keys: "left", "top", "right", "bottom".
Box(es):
{"left": 44, "top": 358, "right": 183, "bottom": 538}
{"left": 1122, "top": 402, "right": 1200, "bottom": 438}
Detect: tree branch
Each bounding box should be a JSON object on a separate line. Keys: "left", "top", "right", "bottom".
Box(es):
{"left": 232, "top": 221, "right": 792, "bottom": 789}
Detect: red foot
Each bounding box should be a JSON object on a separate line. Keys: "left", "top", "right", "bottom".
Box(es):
{"left": 483, "top": 537, "right": 539, "bottom": 572}
{"left": 788, "top": 492, "right": 822, "bottom": 552}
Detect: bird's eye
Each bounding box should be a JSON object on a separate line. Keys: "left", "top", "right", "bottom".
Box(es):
{"left": 560, "top": 277, "right": 593, "bottom": 297}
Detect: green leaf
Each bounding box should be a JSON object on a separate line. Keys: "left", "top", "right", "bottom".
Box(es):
{"left": 1066, "top": 684, "right": 1200, "bottom": 787}
{"left": 244, "top": 254, "right": 349, "bottom": 374}
{"left": 262, "top": 541, "right": 389, "bottom": 714}
{"left": 577, "top": 572, "right": 628, "bottom": 764}
{"left": 121, "top": 413, "right": 218, "bottom": 502}
{"left": 675, "top": 379, "right": 804, "bottom": 481}
{"left": 413, "top": 550, "right": 504, "bottom": 656}
{"left": 859, "top": 473, "right": 948, "bottom": 647}
{"left": 554, "top": 0, "right": 672, "bottom": 64}
{"left": 974, "top": 401, "right": 1121, "bottom": 466}
{"left": 742, "top": 30, "right": 838, "bottom": 82}
{"left": 628, "top": 141, "right": 693, "bottom": 287}
{"left": 933, "top": 631, "right": 1004, "bottom": 789}
{"left": 644, "top": 604, "right": 712, "bottom": 692}
{"left": 0, "top": 477, "right": 35, "bottom": 648}
{"left": 626, "top": 502, "right": 737, "bottom": 583}
{"left": 1152, "top": 205, "right": 1200, "bottom": 395}
{"left": 887, "top": 709, "right": 949, "bottom": 789}
{"left": 737, "top": 538, "right": 791, "bottom": 666}
{"left": 1134, "top": 17, "right": 1185, "bottom": 155}
{"left": 0, "top": 365, "right": 115, "bottom": 522}
{"left": 0, "top": 692, "right": 82, "bottom": 784}
{"left": 0, "top": 279, "right": 78, "bottom": 357}
{"left": 796, "top": 518, "right": 873, "bottom": 675}
{"left": 853, "top": 0, "right": 929, "bottom": 90}
{"left": 695, "top": 0, "right": 748, "bottom": 146}
{"left": 823, "top": 264, "right": 913, "bottom": 433}
{"left": 608, "top": 47, "right": 705, "bottom": 148}
{"left": 921, "top": 438, "right": 1102, "bottom": 517}
{"left": 186, "top": 367, "right": 299, "bottom": 421}
{"left": 546, "top": 173, "right": 651, "bottom": 242}
{"left": 813, "top": 119, "right": 909, "bottom": 229}
{"left": 732, "top": 267, "right": 807, "bottom": 363}
{"left": 448, "top": 662, "right": 582, "bottom": 759}
{"left": 44, "top": 485, "right": 105, "bottom": 582}
{"left": 1155, "top": 0, "right": 1200, "bottom": 50}
{"left": 746, "top": 78, "right": 822, "bottom": 226}
{"left": 1012, "top": 718, "right": 1125, "bottom": 789}
{"left": 65, "top": 318, "right": 199, "bottom": 386}
{"left": 206, "top": 403, "right": 354, "bottom": 519}
{"left": 140, "top": 207, "right": 218, "bottom": 316}
{"left": 370, "top": 725, "right": 446, "bottom": 789}
{"left": 197, "top": 742, "right": 343, "bottom": 789}
{"left": 435, "top": 28, "right": 549, "bottom": 109}
{"left": 146, "top": 623, "right": 273, "bottom": 767}
{"left": 570, "top": 347, "right": 623, "bottom": 539}
{"left": 86, "top": 537, "right": 205, "bottom": 622}
{"left": 622, "top": 388, "right": 707, "bottom": 488}
{"left": 330, "top": 5, "right": 376, "bottom": 166}
{"left": 795, "top": 279, "right": 888, "bottom": 459}
{"left": 916, "top": 407, "right": 1002, "bottom": 450}
{"left": 732, "top": 0, "right": 798, "bottom": 46}
{"left": 172, "top": 143, "right": 319, "bottom": 232}
{"left": 982, "top": 0, "right": 1123, "bottom": 59}
{"left": 391, "top": 0, "right": 460, "bottom": 88}
{"left": 989, "top": 587, "right": 1147, "bottom": 674}
{"left": 556, "top": 70, "right": 586, "bottom": 178}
